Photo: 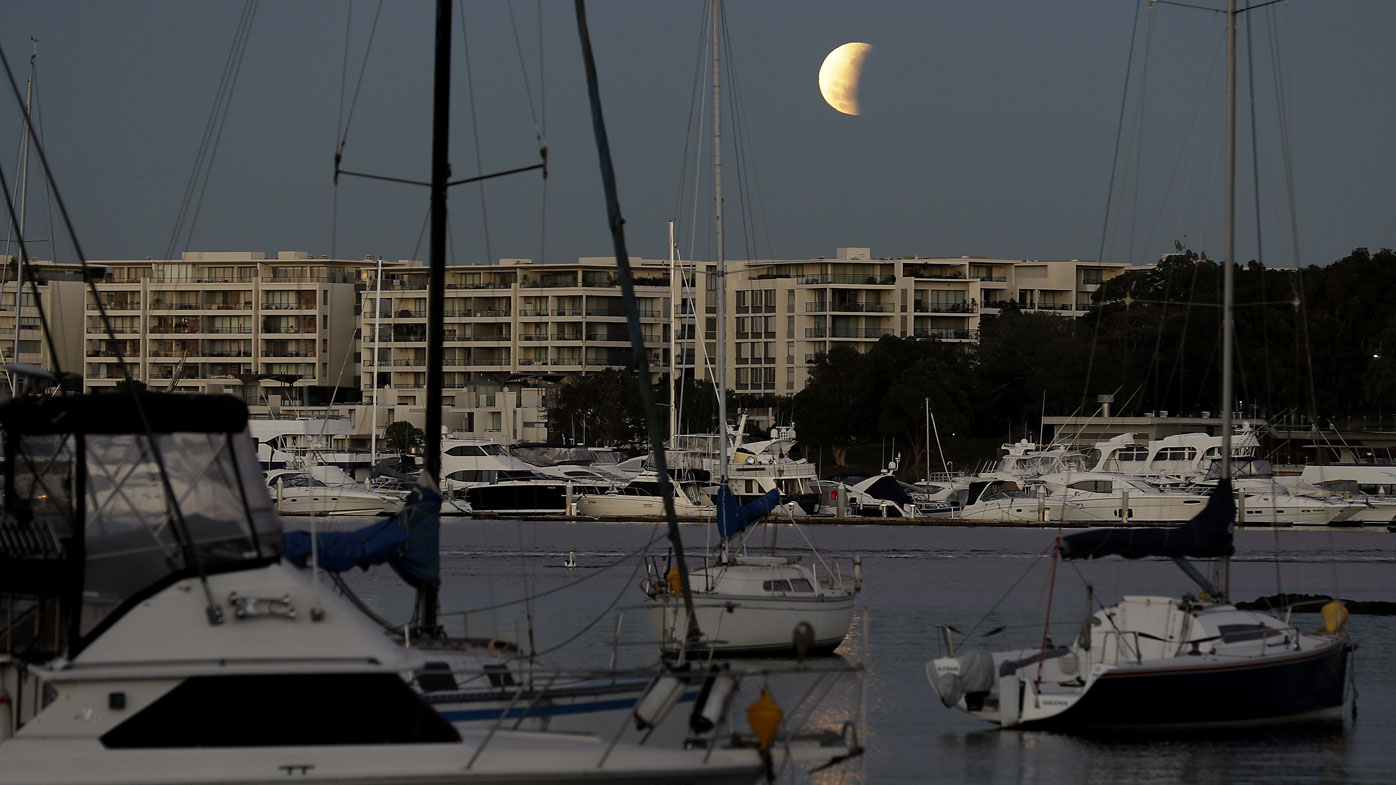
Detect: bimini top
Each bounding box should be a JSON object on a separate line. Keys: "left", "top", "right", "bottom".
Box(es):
{"left": 1060, "top": 479, "right": 1236, "bottom": 561}
{"left": 0, "top": 392, "right": 278, "bottom": 662}
{"left": 0, "top": 391, "right": 249, "bottom": 435}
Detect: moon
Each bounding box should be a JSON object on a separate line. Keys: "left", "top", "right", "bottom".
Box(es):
{"left": 818, "top": 42, "right": 872, "bottom": 116}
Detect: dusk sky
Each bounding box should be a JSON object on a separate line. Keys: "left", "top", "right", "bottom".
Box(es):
{"left": 1, "top": 1, "right": 1391, "bottom": 270}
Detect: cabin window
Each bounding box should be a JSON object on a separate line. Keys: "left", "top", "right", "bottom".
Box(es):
{"left": 788, "top": 578, "right": 814, "bottom": 593}
{"left": 445, "top": 444, "right": 487, "bottom": 457}
{"left": 762, "top": 580, "right": 793, "bottom": 592}
{"left": 101, "top": 674, "right": 459, "bottom": 747}
{"left": 1116, "top": 447, "right": 1148, "bottom": 462}
{"left": 1217, "top": 624, "right": 1286, "bottom": 644}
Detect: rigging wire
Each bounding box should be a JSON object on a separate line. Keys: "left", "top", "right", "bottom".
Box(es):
{"left": 330, "top": 0, "right": 385, "bottom": 259}
{"left": 0, "top": 167, "right": 62, "bottom": 380}
{"left": 1077, "top": 0, "right": 1148, "bottom": 420}
{"left": 163, "top": 0, "right": 259, "bottom": 262}
{"left": 0, "top": 42, "right": 226, "bottom": 626}
{"left": 457, "top": 0, "right": 494, "bottom": 268}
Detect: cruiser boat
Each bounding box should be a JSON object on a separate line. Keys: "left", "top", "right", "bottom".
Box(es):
{"left": 1033, "top": 471, "right": 1211, "bottom": 525}
{"left": 575, "top": 470, "right": 715, "bottom": 518}
{"left": 0, "top": 392, "right": 788, "bottom": 785}
{"left": 1081, "top": 423, "right": 1260, "bottom": 481}
{"left": 248, "top": 416, "right": 386, "bottom": 481}
{"left": 931, "top": 480, "right": 1074, "bottom": 523}
{"left": 266, "top": 468, "right": 399, "bottom": 516}
{"left": 441, "top": 437, "right": 609, "bottom": 515}
{"left": 1194, "top": 457, "right": 1359, "bottom": 526}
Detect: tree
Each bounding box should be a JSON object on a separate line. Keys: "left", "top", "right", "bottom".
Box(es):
{"left": 384, "top": 421, "right": 424, "bottom": 453}
{"left": 551, "top": 369, "right": 646, "bottom": 446}
{"left": 792, "top": 346, "right": 876, "bottom": 465}
{"left": 878, "top": 356, "right": 970, "bottom": 479}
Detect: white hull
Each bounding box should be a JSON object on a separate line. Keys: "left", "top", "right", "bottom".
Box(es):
{"left": 1056, "top": 495, "right": 1207, "bottom": 524}
{"left": 575, "top": 494, "right": 713, "bottom": 518}
{"left": 0, "top": 734, "right": 763, "bottom": 785}
{"left": 651, "top": 594, "right": 855, "bottom": 656}
{"left": 951, "top": 499, "right": 1064, "bottom": 522}
{"left": 274, "top": 487, "right": 398, "bottom": 516}
{"left": 646, "top": 556, "right": 856, "bottom": 656}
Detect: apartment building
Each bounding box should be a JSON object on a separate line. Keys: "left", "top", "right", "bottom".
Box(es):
{"left": 360, "top": 257, "right": 671, "bottom": 438}
{"left": 687, "top": 248, "right": 1126, "bottom": 395}
{"left": 83, "top": 251, "right": 364, "bottom": 402}
{"left": 359, "top": 248, "right": 1124, "bottom": 434}
{"left": 0, "top": 259, "right": 87, "bottom": 385}
{"left": 49, "top": 247, "right": 1122, "bottom": 438}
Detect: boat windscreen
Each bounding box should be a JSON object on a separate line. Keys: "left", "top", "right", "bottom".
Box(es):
{"left": 79, "top": 430, "right": 280, "bottom": 638}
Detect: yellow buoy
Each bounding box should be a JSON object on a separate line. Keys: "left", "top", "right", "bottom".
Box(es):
{"left": 746, "top": 687, "right": 783, "bottom": 750}
{"left": 1321, "top": 600, "right": 1349, "bottom": 634}
{"left": 666, "top": 565, "right": 682, "bottom": 596}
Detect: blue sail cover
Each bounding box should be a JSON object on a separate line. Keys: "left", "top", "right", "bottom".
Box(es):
{"left": 716, "top": 486, "right": 783, "bottom": 540}
{"left": 281, "top": 480, "right": 441, "bottom": 588}
{"left": 1059, "top": 479, "right": 1236, "bottom": 561}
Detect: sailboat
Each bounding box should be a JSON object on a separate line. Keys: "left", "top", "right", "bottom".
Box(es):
{"left": 643, "top": 0, "right": 855, "bottom": 659}
{"left": 924, "top": 0, "right": 1354, "bottom": 729}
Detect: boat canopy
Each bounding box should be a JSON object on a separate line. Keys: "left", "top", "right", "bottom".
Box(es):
{"left": 282, "top": 479, "right": 441, "bottom": 589}
{"left": 0, "top": 392, "right": 281, "bottom": 658}
{"left": 1060, "top": 479, "right": 1236, "bottom": 561}
{"left": 860, "top": 475, "right": 912, "bottom": 506}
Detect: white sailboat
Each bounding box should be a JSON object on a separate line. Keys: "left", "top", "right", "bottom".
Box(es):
{"left": 925, "top": 0, "right": 1353, "bottom": 729}
{"left": 644, "top": 1, "right": 855, "bottom": 658}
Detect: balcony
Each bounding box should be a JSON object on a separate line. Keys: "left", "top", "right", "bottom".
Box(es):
{"left": 914, "top": 302, "right": 978, "bottom": 314}
{"left": 915, "top": 328, "right": 979, "bottom": 341}
{"left": 804, "top": 327, "right": 895, "bottom": 339}
{"left": 799, "top": 274, "right": 896, "bottom": 286}
{"left": 827, "top": 301, "right": 894, "bottom": 314}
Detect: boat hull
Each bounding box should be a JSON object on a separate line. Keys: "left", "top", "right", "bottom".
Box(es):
{"left": 650, "top": 594, "right": 855, "bottom": 657}
{"left": 1048, "top": 642, "right": 1348, "bottom": 728}
{"left": 1002, "top": 641, "right": 1350, "bottom": 730}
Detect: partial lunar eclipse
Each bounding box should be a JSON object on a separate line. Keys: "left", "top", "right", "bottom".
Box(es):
{"left": 818, "top": 42, "right": 872, "bottom": 116}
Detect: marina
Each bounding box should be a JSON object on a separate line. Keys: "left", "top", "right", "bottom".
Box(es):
{"left": 2, "top": 0, "right": 1394, "bottom": 782}
{"left": 334, "top": 517, "right": 1396, "bottom": 784}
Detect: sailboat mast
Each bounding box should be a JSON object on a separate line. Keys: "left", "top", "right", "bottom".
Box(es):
{"left": 370, "top": 256, "right": 382, "bottom": 466}
{"left": 1219, "top": 0, "right": 1237, "bottom": 600}
{"left": 424, "top": 0, "right": 450, "bottom": 486}
{"left": 712, "top": 0, "right": 729, "bottom": 490}
{"left": 669, "top": 219, "right": 678, "bottom": 442}
{"left": 7, "top": 45, "right": 36, "bottom": 392}
{"left": 414, "top": 0, "right": 452, "bottom": 636}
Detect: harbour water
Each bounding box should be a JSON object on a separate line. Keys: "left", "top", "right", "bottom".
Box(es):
{"left": 326, "top": 518, "right": 1396, "bottom": 783}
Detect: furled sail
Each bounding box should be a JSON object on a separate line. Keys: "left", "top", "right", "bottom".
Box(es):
{"left": 716, "top": 486, "right": 783, "bottom": 540}
{"left": 282, "top": 478, "right": 441, "bottom": 589}
{"left": 1060, "top": 479, "right": 1236, "bottom": 560}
